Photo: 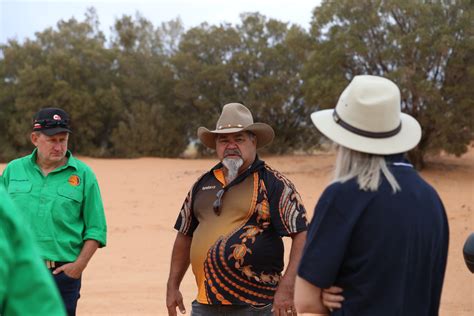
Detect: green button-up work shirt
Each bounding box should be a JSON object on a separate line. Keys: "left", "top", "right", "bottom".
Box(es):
{"left": 0, "top": 185, "right": 66, "bottom": 316}
{"left": 2, "top": 149, "right": 107, "bottom": 262}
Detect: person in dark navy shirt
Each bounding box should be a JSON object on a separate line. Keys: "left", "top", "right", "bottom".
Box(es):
{"left": 295, "top": 75, "right": 449, "bottom": 315}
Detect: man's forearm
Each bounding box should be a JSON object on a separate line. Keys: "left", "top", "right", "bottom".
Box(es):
{"left": 167, "top": 233, "right": 192, "bottom": 289}
{"left": 295, "top": 276, "right": 329, "bottom": 313}
{"left": 281, "top": 231, "right": 307, "bottom": 285}
{"left": 75, "top": 239, "right": 100, "bottom": 268}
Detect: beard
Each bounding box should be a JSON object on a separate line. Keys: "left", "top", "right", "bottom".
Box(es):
{"left": 222, "top": 156, "right": 244, "bottom": 184}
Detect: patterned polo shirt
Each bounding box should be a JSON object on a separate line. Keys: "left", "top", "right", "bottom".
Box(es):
{"left": 174, "top": 157, "right": 307, "bottom": 305}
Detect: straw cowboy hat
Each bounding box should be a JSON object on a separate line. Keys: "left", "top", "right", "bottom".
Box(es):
{"left": 198, "top": 103, "right": 275, "bottom": 149}
{"left": 311, "top": 75, "right": 421, "bottom": 155}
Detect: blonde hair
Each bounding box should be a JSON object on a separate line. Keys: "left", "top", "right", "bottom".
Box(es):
{"left": 332, "top": 145, "right": 401, "bottom": 193}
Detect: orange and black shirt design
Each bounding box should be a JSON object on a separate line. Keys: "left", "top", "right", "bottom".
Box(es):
{"left": 174, "top": 158, "right": 307, "bottom": 305}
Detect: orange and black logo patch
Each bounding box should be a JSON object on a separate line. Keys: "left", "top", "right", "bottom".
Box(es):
{"left": 68, "top": 175, "right": 80, "bottom": 186}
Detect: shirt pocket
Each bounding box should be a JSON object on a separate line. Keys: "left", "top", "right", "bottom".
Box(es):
{"left": 57, "top": 184, "right": 83, "bottom": 203}
{"left": 7, "top": 180, "right": 33, "bottom": 194}
{"left": 7, "top": 180, "right": 34, "bottom": 218}
{"left": 56, "top": 184, "right": 83, "bottom": 221}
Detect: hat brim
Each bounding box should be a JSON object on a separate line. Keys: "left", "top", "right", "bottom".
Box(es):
{"left": 198, "top": 123, "right": 274, "bottom": 149}
{"left": 38, "top": 127, "right": 72, "bottom": 136}
{"left": 311, "top": 110, "right": 421, "bottom": 155}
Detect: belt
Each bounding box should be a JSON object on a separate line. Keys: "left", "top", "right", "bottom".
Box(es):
{"left": 45, "top": 260, "right": 69, "bottom": 269}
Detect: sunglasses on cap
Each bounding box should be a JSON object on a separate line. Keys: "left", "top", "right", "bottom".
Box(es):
{"left": 33, "top": 119, "right": 70, "bottom": 130}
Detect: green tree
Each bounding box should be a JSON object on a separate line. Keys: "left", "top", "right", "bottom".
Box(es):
{"left": 171, "top": 13, "right": 316, "bottom": 154}
{"left": 157, "top": 18, "right": 185, "bottom": 57}
{"left": 109, "top": 14, "right": 184, "bottom": 157}
{"left": 303, "top": 0, "right": 473, "bottom": 168}
{"left": 110, "top": 101, "right": 186, "bottom": 157}
{"left": 171, "top": 22, "right": 242, "bottom": 152}
{"left": 0, "top": 38, "right": 50, "bottom": 160}
{"left": 0, "top": 8, "right": 121, "bottom": 158}
{"left": 232, "top": 13, "right": 316, "bottom": 153}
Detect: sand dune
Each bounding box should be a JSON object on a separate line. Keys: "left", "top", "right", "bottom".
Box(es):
{"left": 1, "top": 150, "right": 473, "bottom": 315}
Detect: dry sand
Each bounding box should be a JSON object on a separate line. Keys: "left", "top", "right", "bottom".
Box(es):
{"left": 1, "top": 150, "right": 473, "bottom": 315}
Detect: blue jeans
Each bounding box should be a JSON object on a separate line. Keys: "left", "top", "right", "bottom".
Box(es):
{"left": 53, "top": 272, "right": 82, "bottom": 316}
{"left": 191, "top": 300, "right": 273, "bottom": 316}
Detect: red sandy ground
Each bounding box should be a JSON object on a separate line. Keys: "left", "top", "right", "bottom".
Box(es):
{"left": 2, "top": 150, "right": 472, "bottom": 315}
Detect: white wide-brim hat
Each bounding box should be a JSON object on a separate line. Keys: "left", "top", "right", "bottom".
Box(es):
{"left": 311, "top": 75, "right": 421, "bottom": 155}
{"left": 198, "top": 103, "right": 275, "bottom": 149}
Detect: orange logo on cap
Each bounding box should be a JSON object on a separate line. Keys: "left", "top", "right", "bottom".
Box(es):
{"left": 68, "top": 175, "right": 80, "bottom": 186}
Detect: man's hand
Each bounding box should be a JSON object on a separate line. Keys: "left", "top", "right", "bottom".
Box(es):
{"left": 272, "top": 277, "right": 297, "bottom": 316}
{"left": 52, "top": 239, "right": 99, "bottom": 279}
{"left": 166, "top": 287, "right": 186, "bottom": 316}
{"left": 273, "top": 231, "right": 306, "bottom": 315}
{"left": 322, "top": 286, "right": 344, "bottom": 311}
{"left": 52, "top": 261, "right": 86, "bottom": 279}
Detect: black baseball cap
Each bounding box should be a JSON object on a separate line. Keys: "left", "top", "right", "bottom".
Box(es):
{"left": 33, "top": 108, "right": 72, "bottom": 136}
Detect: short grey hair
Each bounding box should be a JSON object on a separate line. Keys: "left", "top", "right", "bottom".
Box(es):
{"left": 332, "top": 145, "right": 401, "bottom": 193}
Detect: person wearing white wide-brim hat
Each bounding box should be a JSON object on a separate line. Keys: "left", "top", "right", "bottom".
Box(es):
{"left": 295, "top": 75, "right": 449, "bottom": 315}
{"left": 167, "top": 103, "right": 308, "bottom": 316}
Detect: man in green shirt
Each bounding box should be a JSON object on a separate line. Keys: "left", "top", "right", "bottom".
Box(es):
{"left": 0, "top": 185, "right": 66, "bottom": 316}
{"left": 2, "top": 108, "right": 107, "bottom": 316}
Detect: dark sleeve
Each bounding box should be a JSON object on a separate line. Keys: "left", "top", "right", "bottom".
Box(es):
{"left": 266, "top": 169, "right": 308, "bottom": 236}
{"left": 82, "top": 172, "right": 107, "bottom": 247}
{"left": 174, "top": 181, "right": 199, "bottom": 236}
{"left": 429, "top": 193, "right": 450, "bottom": 314}
{"left": 298, "top": 183, "right": 356, "bottom": 289}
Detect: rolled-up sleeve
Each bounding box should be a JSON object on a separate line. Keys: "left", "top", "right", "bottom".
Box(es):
{"left": 82, "top": 174, "right": 107, "bottom": 247}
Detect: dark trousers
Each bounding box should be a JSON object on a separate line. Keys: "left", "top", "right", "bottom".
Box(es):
{"left": 191, "top": 300, "right": 273, "bottom": 316}
{"left": 53, "top": 272, "right": 82, "bottom": 316}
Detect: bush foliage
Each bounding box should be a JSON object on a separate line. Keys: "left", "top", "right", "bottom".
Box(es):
{"left": 1, "top": 1, "right": 472, "bottom": 168}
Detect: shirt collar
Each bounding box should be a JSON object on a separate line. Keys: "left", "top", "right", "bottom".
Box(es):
{"left": 211, "top": 155, "right": 265, "bottom": 190}
{"left": 384, "top": 153, "right": 414, "bottom": 168}
{"left": 211, "top": 155, "right": 264, "bottom": 173}
{"left": 29, "top": 148, "right": 78, "bottom": 171}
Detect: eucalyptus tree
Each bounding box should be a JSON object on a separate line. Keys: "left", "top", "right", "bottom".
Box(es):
{"left": 0, "top": 8, "right": 118, "bottom": 158}
{"left": 109, "top": 14, "right": 185, "bottom": 157}
{"left": 303, "top": 0, "right": 473, "bottom": 167}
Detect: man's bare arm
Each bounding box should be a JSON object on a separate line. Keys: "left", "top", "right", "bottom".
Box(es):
{"left": 272, "top": 231, "right": 306, "bottom": 315}
{"left": 166, "top": 232, "right": 192, "bottom": 316}
{"left": 295, "top": 276, "right": 329, "bottom": 314}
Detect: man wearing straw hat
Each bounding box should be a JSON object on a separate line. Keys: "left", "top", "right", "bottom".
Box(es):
{"left": 295, "top": 75, "right": 449, "bottom": 315}
{"left": 167, "top": 103, "right": 308, "bottom": 315}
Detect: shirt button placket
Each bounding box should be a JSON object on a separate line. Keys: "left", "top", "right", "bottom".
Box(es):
{"left": 38, "top": 178, "right": 48, "bottom": 217}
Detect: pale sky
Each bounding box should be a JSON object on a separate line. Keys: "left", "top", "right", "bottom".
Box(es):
{"left": 0, "top": 0, "right": 322, "bottom": 44}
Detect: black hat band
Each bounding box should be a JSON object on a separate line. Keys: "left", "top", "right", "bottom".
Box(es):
{"left": 333, "top": 110, "right": 401, "bottom": 139}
